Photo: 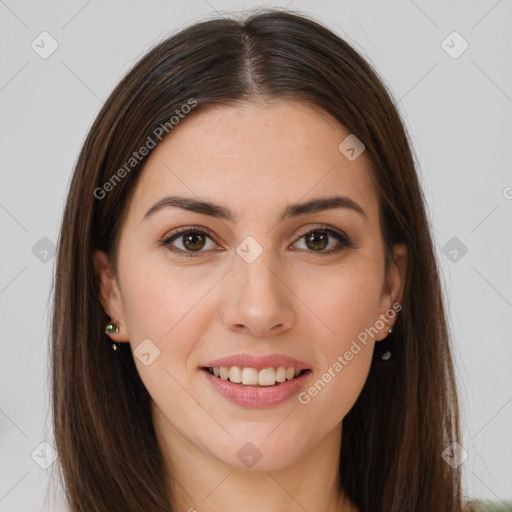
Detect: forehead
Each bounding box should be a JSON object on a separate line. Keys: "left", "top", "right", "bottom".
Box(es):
{"left": 125, "top": 98, "right": 380, "bottom": 225}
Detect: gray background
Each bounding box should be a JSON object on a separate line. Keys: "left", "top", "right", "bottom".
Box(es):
{"left": 1, "top": 0, "right": 511, "bottom": 510}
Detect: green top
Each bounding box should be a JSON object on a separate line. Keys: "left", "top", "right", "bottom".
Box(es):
{"left": 467, "top": 501, "right": 512, "bottom": 512}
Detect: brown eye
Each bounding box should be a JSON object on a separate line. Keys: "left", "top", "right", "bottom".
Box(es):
{"left": 181, "top": 232, "right": 206, "bottom": 251}
{"left": 293, "top": 227, "right": 352, "bottom": 254}
{"left": 304, "top": 230, "right": 329, "bottom": 251}
{"left": 162, "top": 228, "right": 216, "bottom": 255}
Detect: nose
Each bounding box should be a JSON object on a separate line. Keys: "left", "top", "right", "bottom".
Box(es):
{"left": 220, "top": 251, "right": 296, "bottom": 337}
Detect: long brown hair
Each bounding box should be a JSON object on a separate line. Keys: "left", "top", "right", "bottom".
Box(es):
{"left": 50, "top": 9, "right": 464, "bottom": 511}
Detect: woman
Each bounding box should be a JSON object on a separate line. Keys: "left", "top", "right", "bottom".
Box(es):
{"left": 51, "top": 9, "right": 471, "bottom": 511}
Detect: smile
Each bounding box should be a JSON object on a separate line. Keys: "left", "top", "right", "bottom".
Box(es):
{"left": 200, "top": 366, "right": 312, "bottom": 408}
{"left": 204, "top": 366, "right": 307, "bottom": 386}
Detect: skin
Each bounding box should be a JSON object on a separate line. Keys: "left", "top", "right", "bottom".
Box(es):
{"left": 94, "top": 98, "right": 407, "bottom": 512}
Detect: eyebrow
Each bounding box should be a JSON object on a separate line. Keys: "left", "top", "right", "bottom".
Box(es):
{"left": 142, "top": 194, "right": 367, "bottom": 222}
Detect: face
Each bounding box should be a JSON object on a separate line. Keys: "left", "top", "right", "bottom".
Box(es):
{"left": 94, "top": 98, "right": 407, "bottom": 473}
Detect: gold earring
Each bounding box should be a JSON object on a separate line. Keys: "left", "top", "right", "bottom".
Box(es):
{"left": 379, "top": 320, "right": 392, "bottom": 360}
{"left": 105, "top": 320, "right": 121, "bottom": 351}
{"left": 105, "top": 320, "right": 119, "bottom": 335}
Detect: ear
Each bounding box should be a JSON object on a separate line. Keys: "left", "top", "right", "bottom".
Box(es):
{"left": 93, "top": 250, "right": 130, "bottom": 342}
{"left": 376, "top": 242, "right": 407, "bottom": 341}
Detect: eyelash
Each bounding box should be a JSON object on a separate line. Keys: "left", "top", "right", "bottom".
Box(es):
{"left": 160, "top": 224, "right": 354, "bottom": 258}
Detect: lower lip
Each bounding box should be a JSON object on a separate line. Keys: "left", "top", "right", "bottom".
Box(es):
{"left": 201, "top": 369, "right": 312, "bottom": 408}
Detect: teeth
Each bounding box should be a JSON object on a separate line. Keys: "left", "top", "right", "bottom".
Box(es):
{"left": 210, "top": 365, "right": 305, "bottom": 386}
{"left": 229, "top": 366, "right": 242, "bottom": 383}
{"left": 241, "top": 367, "right": 259, "bottom": 385}
{"left": 275, "top": 366, "right": 287, "bottom": 383}
{"left": 258, "top": 368, "right": 276, "bottom": 386}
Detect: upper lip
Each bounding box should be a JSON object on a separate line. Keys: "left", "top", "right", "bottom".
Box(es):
{"left": 201, "top": 353, "right": 311, "bottom": 371}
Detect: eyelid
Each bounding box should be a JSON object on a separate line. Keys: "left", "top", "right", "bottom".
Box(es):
{"left": 294, "top": 223, "right": 350, "bottom": 241}
{"left": 162, "top": 225, "right": 216, "bottom": 242}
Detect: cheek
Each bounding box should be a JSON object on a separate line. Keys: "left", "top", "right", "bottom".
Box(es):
{"left": 120, "top": 254, "right": 215, "bottom": 342}
{"left": 302, "top": 257, "right": 383, "bottom": 344}
{"left": 293, "top": 261, "right": 382, "bottom": 419}
{"left": 297, "top": 344, "right": 372, "bottom": 440}
{"left": 297, "top": 283, "right": 377, "bottom": 428}
{"left": 119, "top": 259, "right": 210, "bottom": 422}
{"left": 119, "top": 256, "right": 218, "bottom": 399}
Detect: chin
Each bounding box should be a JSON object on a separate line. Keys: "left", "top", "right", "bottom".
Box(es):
{"left": 208, "top": 434, "right": 308, "bottom": 472}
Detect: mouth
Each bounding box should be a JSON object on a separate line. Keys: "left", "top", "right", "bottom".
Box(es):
{"left": 200, "top": 366, "right": 312, "bottom": 388}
